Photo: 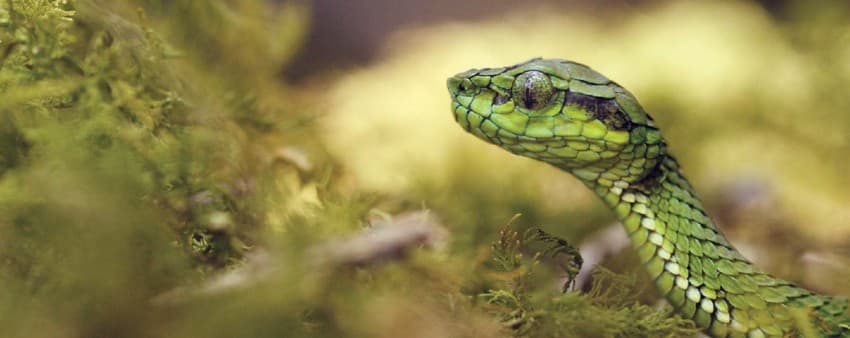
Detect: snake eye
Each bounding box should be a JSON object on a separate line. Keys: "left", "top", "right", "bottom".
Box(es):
{"left": 512, "top": 71, "right": 554, "bottom": 110}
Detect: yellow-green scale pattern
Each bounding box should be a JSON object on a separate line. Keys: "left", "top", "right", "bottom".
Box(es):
{"left": 447, "top": 58, "right": 850, "bottom": 337}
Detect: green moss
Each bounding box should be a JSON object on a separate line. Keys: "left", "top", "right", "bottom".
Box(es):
{"left": 0, "top": 0, "right": 317, "bottom": 336}
{"left": 476, "top": 226, "right": 698, "bottom": 337}
{"left": 0, "top": 0, "right": 311, "bottom": 271}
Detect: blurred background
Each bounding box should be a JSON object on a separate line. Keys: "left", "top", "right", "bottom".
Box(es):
{"left": 1, "top": 0, "right": 850, "bottom": 337}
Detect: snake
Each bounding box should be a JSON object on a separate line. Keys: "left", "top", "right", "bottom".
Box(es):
{"left": 447, "top": 58, "right": 850, "bottom": 337}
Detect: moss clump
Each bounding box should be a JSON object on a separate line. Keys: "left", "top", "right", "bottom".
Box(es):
{"left": 477, "top": 226, "right": 698, "bottom": 338}
{"left": 0, "top": 0, "right": 309, "bottom": 268}
{"left": 0, "top": 1, "right": 314, "bottom": 336}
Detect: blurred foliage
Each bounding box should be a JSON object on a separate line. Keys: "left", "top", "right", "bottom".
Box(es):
{"left": 2, "top": 0, "right": 850, "bottom": 337}
{"left": 0, "top": 0, "right": 322, "bottom": 336}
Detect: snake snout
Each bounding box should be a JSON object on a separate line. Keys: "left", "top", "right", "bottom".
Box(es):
{"left": 448, "top": 75, "right": 478, "bottom": 98}
{"left": 447, "top": 76, "right": 462, "bottom": 96}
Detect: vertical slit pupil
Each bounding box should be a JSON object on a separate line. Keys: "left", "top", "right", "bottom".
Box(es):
{"left": 524, "top": 81, "right": 536, "bottom": 108}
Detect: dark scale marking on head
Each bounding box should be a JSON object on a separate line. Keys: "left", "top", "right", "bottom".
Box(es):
{"left": 564, "top": 91, "right": 632, "bottom": 130}
{"left": 597, "top": 105, "right": 632, "bottom": 130}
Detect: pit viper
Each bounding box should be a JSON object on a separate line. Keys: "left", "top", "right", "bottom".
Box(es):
{"left": 448, "top": 58, "right": 850, "bottom": 337}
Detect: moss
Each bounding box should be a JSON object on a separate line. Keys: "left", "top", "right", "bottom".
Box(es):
{"left": 0, "top": 0, "right": 311, "bottom": 271}
{"left": 0, "top": 0, "right": 315, "bottom": 336}
{"left": 476, "top": 226, "right": 698, "bottom": 338}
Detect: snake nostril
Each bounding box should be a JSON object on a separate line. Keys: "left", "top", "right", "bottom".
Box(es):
{"left": 458, "top": 78, "right": 475, "bottom": 93}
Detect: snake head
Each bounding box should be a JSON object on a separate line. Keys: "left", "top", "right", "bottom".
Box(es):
{"left": 448, "top": 58, "right": 666, "bottom": 183}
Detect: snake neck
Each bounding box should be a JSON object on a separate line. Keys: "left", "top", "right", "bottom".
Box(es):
{"left": 581, "top": 154, "right": 746, "bottom": 295}
{"left": 578, "top": 153, "right": 848, "bottom": 337}
{"left": 587, "top": 154, "right": 743, "bottom": 267}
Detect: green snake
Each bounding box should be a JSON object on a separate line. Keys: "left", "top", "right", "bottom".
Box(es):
{"left": 447, "top": 58, "right": 850, "bottom": 337}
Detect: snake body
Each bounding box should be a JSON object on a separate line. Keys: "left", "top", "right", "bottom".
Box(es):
{"left": 447, "top": 58, "right": 850, "bottom": 337}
